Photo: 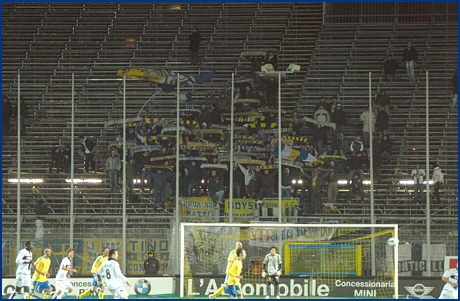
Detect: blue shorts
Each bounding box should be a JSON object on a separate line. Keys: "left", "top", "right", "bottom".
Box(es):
{"left": 32, "top": 280, "right": 51, "bottom": 292}
{"left": 226, "top": 285, "right": 242, "bottom": 298}
{"left": 91, "top": 274, "right": 103, "bottom": 287}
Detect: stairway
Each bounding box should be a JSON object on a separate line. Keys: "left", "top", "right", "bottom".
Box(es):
{"left": 279, "top": 3, "right": 323, "bottom": 107}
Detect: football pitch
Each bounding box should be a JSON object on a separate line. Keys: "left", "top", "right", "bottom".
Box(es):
{"left": 5, "top": 293, "right": 377, "bottom": 299}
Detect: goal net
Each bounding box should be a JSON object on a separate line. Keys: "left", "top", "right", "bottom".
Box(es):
{"left": 180, "top": 223, "right": 398, "bottom": 299}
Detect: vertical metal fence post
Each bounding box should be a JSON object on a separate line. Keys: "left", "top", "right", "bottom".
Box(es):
{"left": 425, "top": 70, "right": 431, "bottom": 276}
{"left": 16, "top": 70, "right": 21, "bottom": 253}
{"left": 175, "top": 73, "right": 181, "bottom": 276}
{"left": 369, "top": 72, "right": 376, "bottom": 277}
{"left": 122, "top": 73, "right": 127, "bottom": 273}
{"left": 70, "top": 73, "right": 75, "bottom": 259}
{"left": 278, "top": 73, "right": 282, "bottom": 224}
{"left": 229, "top": 73, "right": 235, "bottom": 223}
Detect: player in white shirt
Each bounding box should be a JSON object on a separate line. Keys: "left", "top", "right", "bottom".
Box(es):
{"left": 454, "top": 271, "right": 459, "bottom": 299}
{"left": 97, "top": 249, "right": 131, "bottom": 299}
{"left": 52, "top": 249, "right": 78, "bottom": 299}
{"left": 438, "top": 262, "right": 458, "bottom": 299}
{"left": 9, "top": 241, "right": 34, "bottom": 299}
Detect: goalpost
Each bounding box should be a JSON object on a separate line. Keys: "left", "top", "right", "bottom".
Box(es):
{"left": 180, "top": 223, "right": 399, "bottom": 299}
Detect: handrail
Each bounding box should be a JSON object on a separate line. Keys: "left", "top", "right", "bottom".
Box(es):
{"left": 326, "top": 13, "right": 458, "bottom": 19}
{"left": 325, "top": 17, "right": 458, "bottom": 24}
{"left": 325, "top": 2, "right": 457, "bottom": 24}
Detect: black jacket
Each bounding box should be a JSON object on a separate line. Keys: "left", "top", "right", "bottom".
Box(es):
{"left": 384, "top": 59, "right": 398, "bottom": 73}
{"left": 3, "top": 99, "right": 13, "bottom": 118}
{"left": 36, "top": 202, "right": 51, "bottom": 217}
{"left": 15, "top": 101, "right": 28, "bottom": 118}
{"left": 376, "top": 110, "right": 389, "bottom": 131}
{"left": 348, "top": 155, "right": 364, "bottom": 170}
{"left": 331, "top": 109, "right": 347, "bottom": 126}
{"left": 50, "top": 150, "right": 64, "bottom": 166}
{"left": 189, "top": 32, "right": 201, "bottom": 51}
{"left": 81, "top": 138, "right": 95, "bottom": 153}
{"left": 144, "top": 257, "right": 160, "bottom": 275}
{"left": 402, "top": 46, "right": 418, "bottom": 62}
{"left": 264, "top": 53, "right": 278, "bottom": 70}
{"left": 208, "top": 179, "right": 224, "bottom": 195}
{"left": 152, "top": 171, "right": 168, "bottom": 190}
{"left": 380, "top": 138, "right": 392, "bottom": 154}
{"left": 301, "top": 171, "right": 330, "bottom": 192}
{"left": 281, "top": 170, "right": 294, "bottom": 187}
{"left": 375, "top": 93, "right": 391, "bottom": 107}
{"left": 184, "top": 162, "right": 203, "bottom": 182}
{"left": 259, "top": 170, "right": 278, "bottom": 189}
{"left": 452, "top": 71, "right": 458, "bottom": 94}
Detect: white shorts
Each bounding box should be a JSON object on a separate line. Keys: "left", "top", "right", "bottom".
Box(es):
{"left": 14, "top": 273, "right": 31, "bottom": 288}
{"left": 439, "top": 289, "right": 456, "bottom": 299}
{"left": 110, "top": 286, "right": 129, "bottom": 299}
{"left": 56, "top": 279, "right": 72, "bottom": 292}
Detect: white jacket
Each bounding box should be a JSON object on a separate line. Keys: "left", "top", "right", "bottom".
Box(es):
{"left": 432, "top": 167, "right": 444, "bottom": 184}
{"left": 350, "top": 141, "right": 364, "bottom": 153}
{"left": 314, "top": 108, "right": 330, "bottom": 125}
{"left": 411, "top": 168, "right": 426, "bottom": 184}
{"left": 360, "top": 110, "right": 376, "bottom": 133}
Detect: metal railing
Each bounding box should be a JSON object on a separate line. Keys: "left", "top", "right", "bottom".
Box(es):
{"left": 325, "top": 2, "right": 458, "bottom": 24}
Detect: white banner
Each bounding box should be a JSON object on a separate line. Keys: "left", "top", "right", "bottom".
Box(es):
{"left": 397, "top": 243, "right": 447, "bottom": 276}
{"left": 422, "top": 244, "right": 446, "bottom": 277}
{"left": 397, "top": 244, "right": 413, "bottom": 277}
{"left": 2, "top": 277, "right": 173, "bottom": 297}
{"left": 248, "top": 226, "right": 336, "bottom": 247}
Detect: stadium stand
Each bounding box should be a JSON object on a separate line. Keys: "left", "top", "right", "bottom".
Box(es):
{"left": 1, "top": 2, "right": 457, "bottom": 265}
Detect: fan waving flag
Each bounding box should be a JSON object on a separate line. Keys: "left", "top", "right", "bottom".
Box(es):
{"left": 298, "top": 147, "right": 318, "bottom": 162}
{"left": 272, "top": 141, "right": 300, "bottom": 161}
{"left": 273, "top": 141, "right": 317, "bottom": 162}
{"left": 117, "top": 68, "right": 215, "bottom": 93}
{"left": 193, "top": 72, "right": 215, "bottom": 84}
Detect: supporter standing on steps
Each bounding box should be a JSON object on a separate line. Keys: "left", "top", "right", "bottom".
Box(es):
{"left": 189, "top": 27, "right": 202, "bottom": 65}
{"left": 2, "top": 95, "right": 14, "bottom": 138}
{"left": 105, "top": 149, "right": 121, "bottom": 194}
{"left": 410, "top": 163, "right": 426, "bottom": 202}
{"left": 451, "top": 68, "right": 458, "bottom": 108}
{"left": 383, "top": 55, "right": 398, "bottom": 81}
{"left": 402, "top": 41, "right": 418, "bottom": 82}
{"left": 432, "top": 164, "right": 445, "bottom": 203}
{"left": 359, "top": 108, "right": 376, "bottom": 149}
{"left": 79, "top": 135, "right": 96, "bottom": 174}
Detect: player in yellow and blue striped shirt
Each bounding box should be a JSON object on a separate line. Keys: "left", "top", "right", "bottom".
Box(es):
{"left": 226, "top": 249, "right": 246, "bottom": 299}
{"left": 78, "top": 247, "right": 109, "bottom": 299}
{"left": 31, "top": 248, "right": 53, "bottom": 299}
{"left": 209, "top": 242, "right": 243, "bottom": 299}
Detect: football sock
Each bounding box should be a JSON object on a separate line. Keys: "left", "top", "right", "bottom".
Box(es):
{"left": 79, "top": 289, "right": 91, "bottom": 298}
{"left": 58, "top": 292, "right": 67, "bottom": 299}
{"left": 98, "top": 289, "right": 104, "bottom": 299}
{"left": 8, "top": 291, "right": 17, "bottom": 299}
{"left": 212, "top": 286, "right": 225, "bottom": 297}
